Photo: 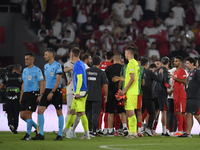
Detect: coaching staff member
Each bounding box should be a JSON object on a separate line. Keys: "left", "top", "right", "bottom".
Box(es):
{"left": 20, "top": 53, "right": 44, "bottom": 140}
{"left": 179, "top": 57, "right": 200, "bottom": 137}
{"left": 86, "top": 56, "right": 108, "bottom": 137}
{"left": 140, "top": 58, "right": 163, "bottom": 136}
{"left": 0, "top": 64, "right": 22, "bottom": 134}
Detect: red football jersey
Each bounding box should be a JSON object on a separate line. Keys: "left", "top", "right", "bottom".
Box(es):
{"left": 173, "top": 67, "right": 187, "bottom": 99}
{"left": 99, "top": 61, "right": 113, "bottom": 71}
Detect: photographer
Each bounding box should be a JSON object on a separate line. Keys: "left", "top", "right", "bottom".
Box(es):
{"left": 0, "top": 64, "right": 22, "bottom": 134}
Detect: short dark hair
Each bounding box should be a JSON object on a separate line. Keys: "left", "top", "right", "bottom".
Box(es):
{"left": 134, "top": 53, "right": 139, "bottom": 61}
{"left": 185, "top": 57, "right": 196, "bottom": 66}
{"left": 44, "top": 48, "right": 56, "bottom": 57}
{"left": 140, "top": 57, "right": 149, "bottom": 66}
{"left": 161, "top": 56, "right": 170, "bottom": 65}
{"left": 126, "top": 46, "right": 136, "bottom": 55}
{"left": 174, "top": 56, "right": 183, "bottom": 62}
{"left": 93, "top": 56, "right": 101, "bottom": 65}
{"left": 169, "top": 10, "right": 174, "bottom": 14}
{"left": 71, "top": 47, "right": 80, "bottom": 57}
{"left": 13, "top": 64, "right": 22, "bottom": 71}
{"left": 81, "top": 53, "right": 91, "bottom": 61}
{"left": 149, "top": 64, "right": 157, "bottom": 69}
{"left": 106, "top": 51, "right": 114, "bottom": 60}
{"left": 131, "top": 18, "right": 137, "bottom": 22}
{"left": 66, "top": 30, "right": 71, "bottom": 33}
{"left": 40, "top": 29, "right": 46, "bottom": 34}
{"left": 25, "top": 52, "right": 35, "bottom": 58}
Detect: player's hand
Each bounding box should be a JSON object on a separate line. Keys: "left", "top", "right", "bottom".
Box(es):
{"left": 168, "top": 73, "right": 175, "bottom": 79}
{"left": 170, "top": 86, "right": 175, "bottom": 92}
{"left": 159, "top": 68, "right": 163, "bottom": 73}
{"left": 47, "top": 93, "right": 53, "bottom": 101}
{"left": 119, "top": 89, "right": 126, "bottom": 96}
{"left": 19, "top": 99, "right": 22, "bottom": 105}
{"left": 112, "top": 76, "right": 120, "bottom": 82}
{"left": 104, "top": 96, "right": 107, "bottom": 103}
{"left": 75, "top": 94, "right": 80, "bottom": 99}
{"left": 37, "top": 96, "right": 42, "bottom": 103}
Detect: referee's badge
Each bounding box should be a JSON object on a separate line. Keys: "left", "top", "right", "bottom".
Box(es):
{"left": 50, "top": 71, "right": 54, "bottom": 76}
{"left": 28, "top": 75, "right": 32, "bottom": 80}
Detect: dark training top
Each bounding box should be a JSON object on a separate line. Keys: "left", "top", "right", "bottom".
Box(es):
{"left": 86, "top": 67, "right": 108, "bottom": 101}
{"left": 154, "top": 66, "right": 170, "bottom": 98}
{"left": 105, "top": 63, "right": 123, "bottom": 93}
{"left": 142, "top": 68, "right": 163, "bottom": 100}
{"left": 186, "top": 68, "right": 200, "bottom": 100}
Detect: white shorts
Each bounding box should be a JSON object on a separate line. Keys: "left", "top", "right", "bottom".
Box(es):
{"left": 67, "top": 93, "right": 74, "bottom": 111}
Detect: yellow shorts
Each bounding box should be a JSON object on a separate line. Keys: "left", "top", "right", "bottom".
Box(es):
{"left": 125, "top": 95, "right": 138, "bottom": 110}
{"left": 71, "top": 95, "right": 88, "bottom": 112}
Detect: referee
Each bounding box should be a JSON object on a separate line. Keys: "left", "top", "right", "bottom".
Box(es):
{"left": 86, "top": 56, "right": 108, "bottom": 137}
{"left": 20, "top": 53, "right": 44, "bottom": 140}
{"left": 179, "top": 57, "right": 200, "bottom": 137}
{"left": 32, "top": 48, "right": 64, "bottom": 141}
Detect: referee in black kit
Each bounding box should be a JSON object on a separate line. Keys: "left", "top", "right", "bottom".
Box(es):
{"left": 179, "top": 57, "right": 200, "bottom": 137}
{"left": 86, "top": 56, "right": 108, "bottom": 137}
{"left": 140, "top": 58, "right": 163, "bottom": 136}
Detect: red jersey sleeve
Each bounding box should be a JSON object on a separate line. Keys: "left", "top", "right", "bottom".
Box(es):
{"left": 179, "top": 69, "right": 187, "bottom": 79}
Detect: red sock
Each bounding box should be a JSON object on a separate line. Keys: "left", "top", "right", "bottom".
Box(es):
{"left": 153, "top": 121, "right": 158, "bottom": 130}
{"left": 114, "top": 114, "right": 121, "bottom": 130}
{"left": 137, "top": 122, "right": 142, "bottom": 128}
{"left": 98, "top": 113, "right": 103, "bottom": 129}
{"left": 176, "top": 114, "right": 183, "bottom": 132}
{"left": 182, "top": 115, "right": 187, "bottom": 132}
{"left": 104, "top": 113, "right": 108, "bottom": 128}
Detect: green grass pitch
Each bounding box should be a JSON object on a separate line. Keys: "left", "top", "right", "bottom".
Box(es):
{"left": 0, "top": 132, "right": 200, "bottom": 150}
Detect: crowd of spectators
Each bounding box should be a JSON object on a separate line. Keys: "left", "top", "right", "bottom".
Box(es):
{"left": 1, "top": 0, "right": 200, "bottom": 65}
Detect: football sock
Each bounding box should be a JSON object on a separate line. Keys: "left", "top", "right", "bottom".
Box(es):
{"left": 128, "top": 115, "right": 137, "bottom": 133}
{"left": 80, "top": 115, "right": 89, "bottom": 132}
{"left": 138, "top": 122, "right": 142, "bottom": 133}
{"left": 123, "top": 123, "right": 127, "bottom": 128}
{"left": 38, "top": 114, "right": 44, "bottom": 136}
{"left": 98, "top": 113, "right": 103, "bottom": 129}
{"left": 153, "top": 120, "right": 158, "bottom": 130}
{"left": 162, "top": 126, "right": 166, "bottom": 134}
{"left": 32, "top": 120, "right": 37, "bottom": 130}
{"left": 26, "top": 119, "right": 32, "bottom": 138}
{"left": 104, "top": 113, "right": 108, "bottom": 128}
{"left": 114, "top": 114, "right": 121, "bottom": 130}
{"left": 177, "top": 114, "right": 183, "bottom": 132}
{"left": 72, "top": 115, "right": 80, "bottom": 131}
{"left": 64, "top": 113, "right": 69, "bottom": 126}
{"left": 183, "top": 115, "right": 187, "bottom": 132}
{"left": 24, "top": 119, "right": 37, "bottom": 129}
{"left": 58, "top": 115, "right": 64, "bottom": 136}
{"left": 109, "top": 128, "right": 113, "bottom": 133}
{"left": 65, "top": 115, "right": 76, "bottom": 129}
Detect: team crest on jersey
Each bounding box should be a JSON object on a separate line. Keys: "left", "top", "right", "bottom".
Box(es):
{"left": 50, "top": 71, "right": 54, "bottom": 76}
{"left": 28, "top": 75, "right": 32, "bottom": 80}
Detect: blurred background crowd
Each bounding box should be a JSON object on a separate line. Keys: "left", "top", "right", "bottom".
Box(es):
{"left": 1, "top": 0, "right": 200, "bottom": 66}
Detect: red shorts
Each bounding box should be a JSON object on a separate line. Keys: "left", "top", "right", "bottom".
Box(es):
{"left": 137, "top": 94, "right": 142, "bottom": 109}
{"left": 174, "top": 98, "right": 186, "bottom": 114}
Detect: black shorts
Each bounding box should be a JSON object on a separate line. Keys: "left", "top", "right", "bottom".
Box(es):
{"left": 106, "top": 91, "right": 125, "bottom": 114}
{"left": 155, "top": 97, "right": 168, "bottom": 111}
{"left": 142, "top": 99, "right": 155, "bottom": 114}
{"left": 186, "top": 99, "right": 200, "bottom": 115}
{"left": 40, "top": 88, "right": 63, "bottom": 110}
{"left": 168, "top": 98, "right": 174, "bottom": 113}
{"left": 20, "top": 91, "right": 39, "bottom": 112}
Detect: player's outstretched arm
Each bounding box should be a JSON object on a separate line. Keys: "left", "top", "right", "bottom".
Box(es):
{"left": 19, "top": 82, "right": 24, "bottom": 104}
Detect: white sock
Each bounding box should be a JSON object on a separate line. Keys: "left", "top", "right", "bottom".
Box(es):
{"left": 138, "top": 127, "right": 141, "bottom": 133}
{"left": 62, "top": 127, "right": 70, "bottom": 136}
{"left": 72, "top": 115, "right": 80, "bottom": 131}
{"left": 123, "top": 124, "right": 127, "bottom": 128}
{"left": 162, "top": 126, "right": 166, "bottom": 134}
{"left": 64, "top": 113, "right": 69, "bottom": 126}
{"left": 85, "top": 131, "right": 89, "bottom": 137}
{"left": 109, "top": 128, "right": 113, "bottom": 133}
